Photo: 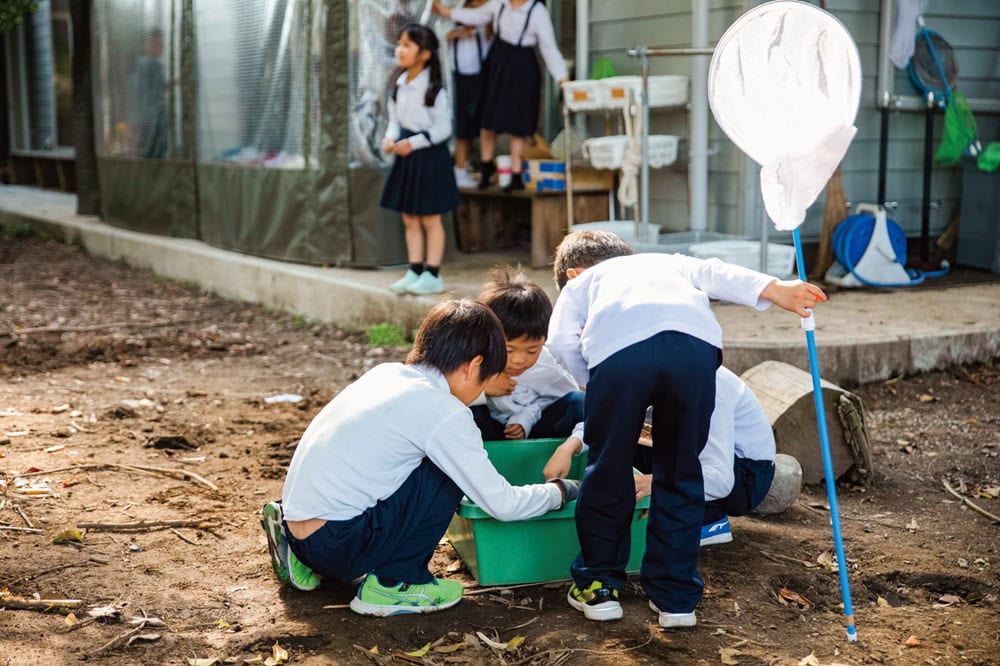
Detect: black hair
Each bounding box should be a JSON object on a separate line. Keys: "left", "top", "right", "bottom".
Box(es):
{"left": 553, "top": 230, "right": 634, "bottom": 289}
{"left": 393, "top": 24, "right": 444, "bottom": 107}
{"left": 479, "top": 266, "right": 552, "bottom": 341}
{"left": 406, "top": 299, "right": 507, "bottom": 382}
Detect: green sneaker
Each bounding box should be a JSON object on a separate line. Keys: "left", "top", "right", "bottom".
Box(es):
{"left": 260, "top": 501, "right": 321, "bottom": 591}
{"left": 567, "top": 580, "right": 622, "bottom": 621}
{"left": 349, "top": 574, "right": 464, "bottom": 616}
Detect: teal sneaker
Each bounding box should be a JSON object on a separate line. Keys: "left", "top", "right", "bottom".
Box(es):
{"left": 405, "top": 272, "right": 444, "bottom": 295}
{"left": 567, "top": 580, "right": 622, "bottom": 621}
{"left": 349, "top": 574, "right": 464, "bottom": 616}
{"left": 389, "top": 269, "right": 422, "bottom": 293}
{"left": 260, "top": 501, "right": 321, "bottom": 591}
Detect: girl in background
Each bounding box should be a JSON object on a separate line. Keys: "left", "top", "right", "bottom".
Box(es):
{"left": 445, "top": 0, "right": 493, "bottom": 188}
{"left": 381, "top": 24, "right": 459, "bottom": 296}
{"left": 433, "top": 0, "right": 568, "bottom": 192}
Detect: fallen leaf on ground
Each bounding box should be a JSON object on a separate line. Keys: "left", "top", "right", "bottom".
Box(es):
{"left": 186, "top": 659, "right": 219, "bottom": 666}
{"left": 433, "top": 643, "right": 467, "bottom": 654}
{"left": 798, "top": 652, "right": 820, "bottom": 666}
{"left": 975, "top": 484, "right": 1000, "bottom": 499}
{"left": 905, "top": 635, "right": 921, "bottom": 647}
{"left": 506, "top": 636, "right": 525, "bottom": 650}
{"left": 65, "top": 612, "right": 78, "bottom": 627}
{"left": 126, "top": 633, "right": 160, "bottom": 646}
{"left": 405, "top": 643, "right": 432, "bottom": 658}
{"left": 919, "top": 394, "right": 936, "bottom": 402}
{"left": 778, "top": 588, "right": 813, "bottom": 608}
{"left": 936, "top": 594, "right": 962, "bottom": 607}
{"left": 52, "top": 529, "right": 83, "bottom": 544}
{"left": 719, "top": 647, "right": 742, "bottom": 664}
{"left": 264, "top": 642, "right": 289, "bottom": 666}
{"left": 876, "top": 596, "right": 889, "bottom": 607}
{"left": 817, "top": 551, "right": 839, "bottom": 571}
{"left": 906, "top": 518, "right": 919, "bottom": 530}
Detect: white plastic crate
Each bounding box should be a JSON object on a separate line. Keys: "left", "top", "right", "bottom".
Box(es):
{"left": 688, "top": 241, "right": 797, "bottom": 277}
{"left": 582, "top": 135, "right": 678, "bottom": 169}
{"left": 594, "top": 75, "right": 688, "bottom": 108}
{"left": 599, "top": 76, "right": 641, "bottom": 108}
{"left": 563, "top": 80, "right": 604, "bottom": 111}
{"left": 570, "top": 221, "right": 661, "bottom": 245}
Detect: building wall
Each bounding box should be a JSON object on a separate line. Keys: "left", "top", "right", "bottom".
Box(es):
{"left": 587, "top": 0, "right": 1000, "bottom": 241}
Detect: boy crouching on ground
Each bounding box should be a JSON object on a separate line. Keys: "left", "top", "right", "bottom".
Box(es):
{"left": 261, "top": 299, "right": 578, "bottom": 616}
{"left": 547, "top": 230, "right": 825, "bottom": 629}
{"left": 470, "top": 267, "right": 587, "bottom": 478}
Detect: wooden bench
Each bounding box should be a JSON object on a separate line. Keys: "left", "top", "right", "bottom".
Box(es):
{"left": 455, "top": 187, "right": 611, "bottom": 268}
{"left": 9, "top": 148, "right": 76, "bottom": 192}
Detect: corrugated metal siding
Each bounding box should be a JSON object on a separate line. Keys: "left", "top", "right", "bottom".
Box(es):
{"left": 587, "top": 0, "right": 1000, "bottom": 240}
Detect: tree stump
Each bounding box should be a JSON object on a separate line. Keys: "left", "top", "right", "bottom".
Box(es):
{"left": 740, "top": 361, "right": 873, "bottom": 485}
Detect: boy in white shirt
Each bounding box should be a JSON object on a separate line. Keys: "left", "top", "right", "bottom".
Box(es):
{"left": 633, "top": 367, "right": 777, "bottom": 547}
{"left": 547, "top": 230, "right": 825, "bottom": 629}
{"left": 470, "top": 268, "right": 587, "bottom": 475}
{"left": 261, "top": 299, "right": 579, "bottom": 616}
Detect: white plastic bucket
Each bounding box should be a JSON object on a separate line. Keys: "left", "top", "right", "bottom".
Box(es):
{"left": 688, "top": 240, "right": 797, "bottom": 277}
{"left": 496, "top": 155, "right": 512, "bottom": 187}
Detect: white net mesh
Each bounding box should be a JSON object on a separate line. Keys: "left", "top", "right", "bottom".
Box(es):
{"left": 92, "top": 0, "right": 182, "bottom": 158}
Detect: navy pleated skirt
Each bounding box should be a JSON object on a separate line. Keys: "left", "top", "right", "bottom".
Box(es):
{"left": 479, "top": 39, "right": 541, "bottom": 137}
{"left": 380, "top": 128, "right": 460, "bottom": 216}
{"left": 454, "top": 72, "right": 483, "bottom": 140}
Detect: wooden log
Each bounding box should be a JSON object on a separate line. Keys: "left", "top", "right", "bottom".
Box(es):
{"left": 740, "top": 361, "right": 873, "bottom": 484}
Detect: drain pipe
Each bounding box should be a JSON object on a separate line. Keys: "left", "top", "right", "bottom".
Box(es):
{"left": 575, "top": 0, "right": 588, "bottom": 134}
{"left": 690, "top": 0, "right": 709, "bottom": 235}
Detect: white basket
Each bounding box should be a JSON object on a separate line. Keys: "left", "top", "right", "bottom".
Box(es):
{"left": 599, "top": 76, "right": 641, "bottom": 108}
{"left": 570, "top": 221, "right": 661, "bottom": 245}
{"left": 582, "top": 135, "right": 679, "bottom": 169}
{"left": 594, "top": 75, "right": 688, "bottom": 109}
{"left": 647, "top": 75, "right": 689, "bottom": 107}
{"left": 563, "top": 80, "right": 604, "bottom": 111}
{"left": 688, "top": 241, "right": 797, "bottom": 277}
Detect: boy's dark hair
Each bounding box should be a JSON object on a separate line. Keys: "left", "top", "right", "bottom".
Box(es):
{"left": 479, "top": 266, "right": 552, "bottom": 341}
{"left": 406, "top": 299, "right": 507, "bottom": 381}
{"left": 553, "top": 230, "right": 634, "bottom": 289}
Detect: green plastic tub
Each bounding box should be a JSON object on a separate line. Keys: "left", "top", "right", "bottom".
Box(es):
{"left": 446, "top": 438, "right": 650, "bottom": 585}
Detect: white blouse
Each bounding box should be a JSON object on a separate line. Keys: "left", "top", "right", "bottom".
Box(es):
{"left": 451, "top": 24, "right": 493, "bottom": 76}
{"left": 451, "top": 0, "right": 568, "bottom": 81}
{"left": 383, "top": 68, "right": 453, "bottom": 151}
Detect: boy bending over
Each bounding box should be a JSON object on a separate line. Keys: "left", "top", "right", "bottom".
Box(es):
{"left": 471, "top": 267, "right": 586, "bottom": 478}
{"left": 548, "top": 230, "right": 825, "bottom": 629}
{"left": 261, "top": 299, "right": 578, "bottom": 616}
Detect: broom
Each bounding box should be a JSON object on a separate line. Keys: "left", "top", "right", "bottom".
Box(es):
{"left": 810, "top": 165, "right": 847, "bottom": 279}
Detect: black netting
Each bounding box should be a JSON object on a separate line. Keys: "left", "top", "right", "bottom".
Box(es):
{"left": 92, "top": 0, "right": 182, "bottom": 159}
{"left": 193, "top": 0, "right": 320, "bottom": 168}
{"left": 911, "top": 32, "right": 958, "bottom": 93}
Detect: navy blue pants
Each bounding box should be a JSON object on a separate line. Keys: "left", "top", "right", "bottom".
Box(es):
{"left": 471, "top": 391, "right": 585, "bottom": 441}
{"left": 633, "top": 447, "right": 775, "bottom": 524}
{"left": 571, "top": 331, "right": 720, "bottom": 614}
{"left": 285, "top": 459, "right": 462, "bottom": 585}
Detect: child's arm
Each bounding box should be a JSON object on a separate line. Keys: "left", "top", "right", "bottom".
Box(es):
{"left": 759, "top": 279, "right": 827, "bottom": 318}
{"left": 681, "top": 256, "right": 826, "bottom": 317}
{"left": 438, "top": 0, "right": 497, "bottom": 26}
{"left": 445, "top": 27, "right": 474, "bottom": 41}
{"left": 382, "top": 97, "right": 400, "bottom": 153}
{"left": 398, "top": 89, "right": 453, "bottom": 153}
{"left": 531, "top": 4, "right": 569, "bottom": 83}
{"left": 543, "top": 433, "right": 583, "bottom": 480}
{"left": 547, "top": 288, "right": 589, "bottom": 387}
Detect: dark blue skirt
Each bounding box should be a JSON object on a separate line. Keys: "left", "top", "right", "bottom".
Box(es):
{"left": 454, "top": 72, "right": 484, "bottom": 139}
{"left": 479, "top": 39, "right": 541, "bottom": 137}
{"left": 380, "top": 128, "right": 460, "bottom": 215}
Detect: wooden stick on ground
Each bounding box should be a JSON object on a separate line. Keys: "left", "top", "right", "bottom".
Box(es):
{"left": 0, "top": 319, "right": 198, "bottom": 338}
{"left": 15, "top": 462, "right": 218, "bottom": 492}
{"left": 170, "top": 528, "right": 203, "bottom": 546}
{"left": 78, "top": 519, "right": 221, "bottom": 532}
{"left": 0, "top": 525, "right": 43, "bottom": 533}
{"left": 943, "top": 479, "right": 1000, "bottom": 524}
{"left": 0, "top": 595, "right": 83, "bottom": 613}
{"left": 14, "top": 505, "right": 34, "bottom": 528}
{"left": 6, "top": 556, "right": 109, "bottom": 586}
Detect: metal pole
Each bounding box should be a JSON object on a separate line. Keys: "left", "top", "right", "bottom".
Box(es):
{"left": 878, "top": 93, "right": 890, "bottom": 207}
{"left": 792, "top": 227, "right": 859, "bottom": 643}
{"left": 640, "top": 52, "right": 650, "bottom": 235}
{"left": 921, "top": 92, "right": 934, "bottom": 263}
{"left": 690, "top": 0, "right": 709, "bottom": 234}
{"left": 564, "top": 104, "right": 574, "bottom": 231}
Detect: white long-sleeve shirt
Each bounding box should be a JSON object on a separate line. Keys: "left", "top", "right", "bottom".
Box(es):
{"left": 484, "top": 347, "right": 584, "bottom": 442}
{"left": 451, "top": 0, "right": 568, "bottom": 81}
{"left": 384, "top": 68, "right": 452, "bottom": 151}
{"left": 547, "top": 254, "right": 776, "bottom": 387}
{"left": 282, "top": 363, "right": 562, "bottom": 523}
{"left": 451, "top": 25, "right": 493, "bottom": 75}
{"left": 699, "top": 367, "right": 776, "bottom": 500}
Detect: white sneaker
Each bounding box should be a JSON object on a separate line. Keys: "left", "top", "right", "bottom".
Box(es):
{"left": 648, "top": 600, "right": 697, "bottom": 628}
{"left": 454, "top": 167, "right": 476, "bottom": 188}
{"left": 406, "top": 271, "right": 444, "bottom": 295}
{"left": 389, "top": 269, "right": 421, "bottom": 293}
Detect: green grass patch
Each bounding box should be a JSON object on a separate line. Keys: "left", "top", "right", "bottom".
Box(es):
{"left": 367, "top": 323, "right": 409, "bottom": 347}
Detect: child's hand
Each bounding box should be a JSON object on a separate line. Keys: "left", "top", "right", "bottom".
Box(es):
{"left": 634, "top": 474, "right": 652, "bottom": 502}
{"left": 760, "top": 279, "right": 827, "bottom": 318}
{"left": 393, "top": 140, "right": 414, "bottom": 157}
{"left": 381, "top": 138, "right": 395, "bottom": 153}
{"left": 504, "top": 423, "right": 526, "bottom": 439}
{"left": 485, "top": 373, "right": 516, "bottom": 396}
{"left": 542, "top": 437, "right": 582, "bottom": 480}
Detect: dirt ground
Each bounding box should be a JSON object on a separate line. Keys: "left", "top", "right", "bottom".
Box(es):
{"left": 1, "top": 236, "right": 998, "bottom": 666}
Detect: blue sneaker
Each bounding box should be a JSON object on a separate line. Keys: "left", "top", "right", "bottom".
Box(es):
{"left": 700, "top": 516, "right": 733, "bottom": 546}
